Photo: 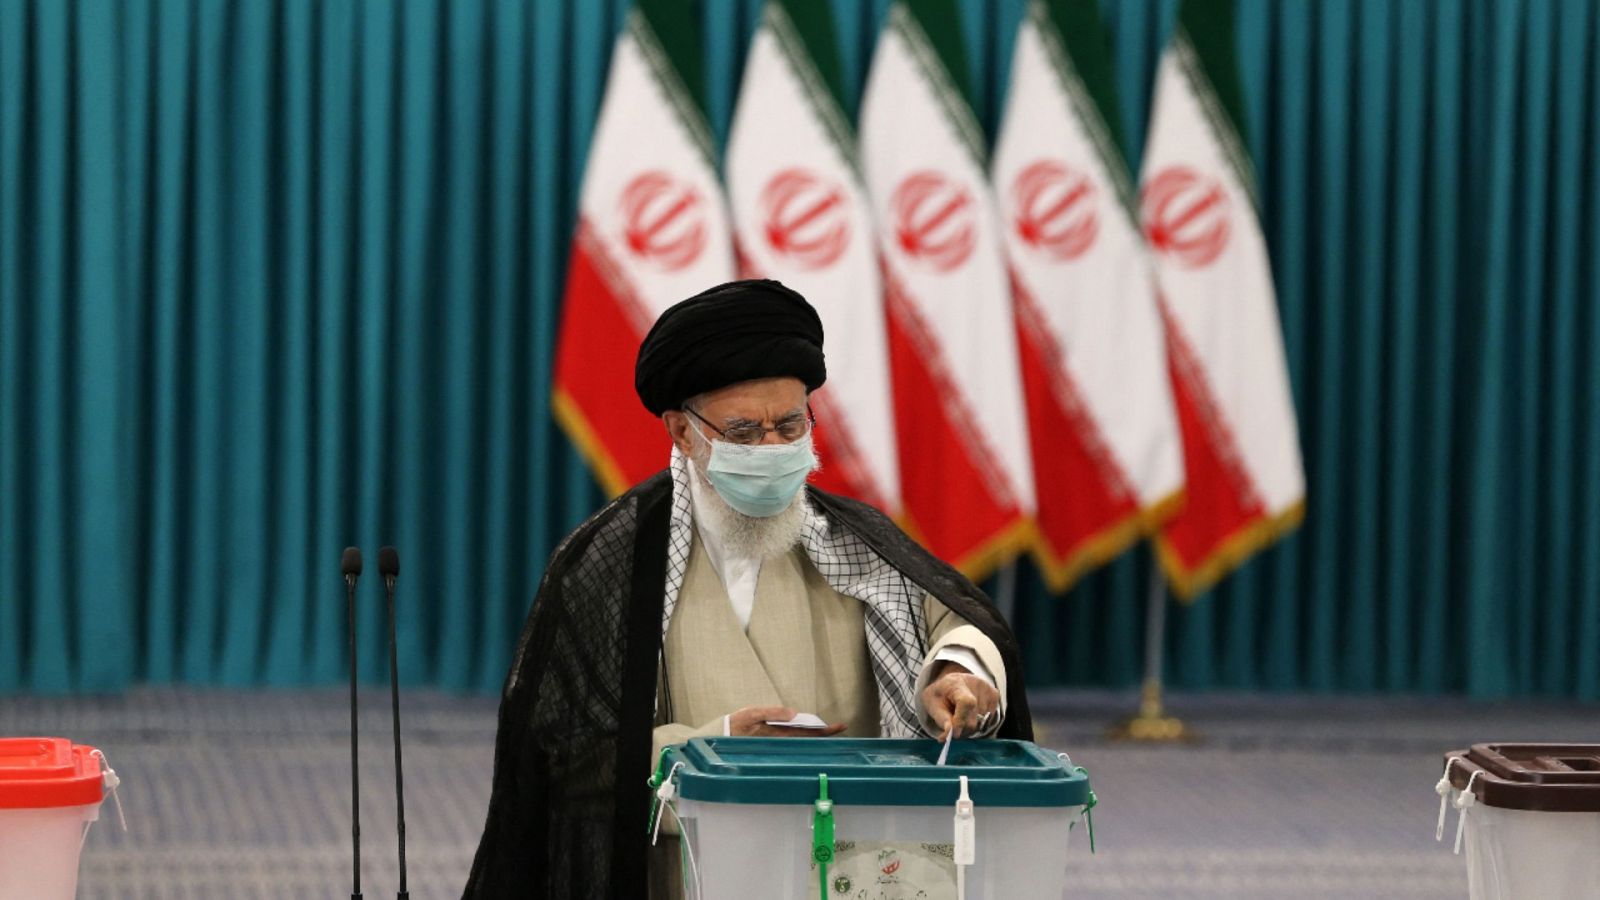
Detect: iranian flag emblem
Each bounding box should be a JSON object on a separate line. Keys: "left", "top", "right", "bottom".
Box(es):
{"left": 1141, "top": 164, "right": 1231, "bottom": 269}
{"left": 758, "top": 168, "right": 851, "bottom": 272}
{"left": 891, "top": 171, "right": 978, "bottom": 273}
{"left": 619, "top": 170, "right": 711, "bottom": 273}
{"left": 1011, "top": 159, "right": 1099, "bottom": 262}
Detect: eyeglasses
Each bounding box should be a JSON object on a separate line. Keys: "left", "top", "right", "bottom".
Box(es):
{"left": 687, "top": 406, "right": 815, "bottom": 446}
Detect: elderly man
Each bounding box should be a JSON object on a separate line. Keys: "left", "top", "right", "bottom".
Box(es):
{"left": 464, "top": 280, "right": 1032, "bottom": 899}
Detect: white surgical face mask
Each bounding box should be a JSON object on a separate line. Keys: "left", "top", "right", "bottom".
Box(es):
{"left": 689, "top": 422, "right": 814, "bottom": 518}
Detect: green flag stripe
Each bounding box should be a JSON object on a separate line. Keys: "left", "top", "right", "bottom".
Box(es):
{"left": 629, "top": 8, "right": 718, "bottom": 169}
{"left": 1029, "top": 0, "right": 1141, "bottom": 226}
{"left": 1043, "top": 0, "right": 1132, "bottom": 164}
{"left": 767, "top": 1, "right": 860, "bottom": 173}
{"left": 891, "top": 3, "right": 987, "bottom": 167}
{"left": 1177, "top": 0, "right": 1251, "bottom": 151}
{"left": 775, "top": 0, "right": 849, "bottom": 117}
{"left": 1171, "top": 26, "right": 1261, "bottom": 210}
{"left": 1172, "top": 0, "right": 1259, "bottom": 208}
{"left": 901, "top": 0, "right": 977, "bottom": 110}
{"left": 635, "top": 0, "right": 707, "bottom": 117}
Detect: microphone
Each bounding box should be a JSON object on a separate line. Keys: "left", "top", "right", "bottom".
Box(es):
{"left": 377, "top": 546, "right": 409, "bottom": 900}
{"left": 341, "top": 547, "right": 364, "bottom": 900}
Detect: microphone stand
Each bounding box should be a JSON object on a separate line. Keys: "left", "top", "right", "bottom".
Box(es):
{"left": 345, "top": 560, "right": 364, "bottom": 900}
{"left": 383, "top": 562, "right": 409, "bottom": 900}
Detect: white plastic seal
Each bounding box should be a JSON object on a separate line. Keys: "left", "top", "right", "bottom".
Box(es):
{"left": 1453, "top": 769, "right": 1483, "bottom": 855}
{"left": 954, "top": 774, "right": 976, "bottom": 900}
{"left": 89, "top": 749, "right": 127, "bottom": 832}
{"left": 1435, "top": 756, "right": 1461, "bottom": 841}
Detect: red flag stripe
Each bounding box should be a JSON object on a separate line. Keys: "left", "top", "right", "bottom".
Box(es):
{"left": 805, "top": 387, "right": 888, "bottom": 512}
{"left": 1155, "top": 297, "right": 1294, "bottom": 597}
{"left": 733, "top": 242, "right": 889, "bottom": 512}
{"left": 882, "top": 263, "right": 1031, "bottom": 576}
{"left": 1013, "top": 274, "right": 1175, "bottom": 589}
{"left": 553, "top": 221, "right": 673, "bottom": 495}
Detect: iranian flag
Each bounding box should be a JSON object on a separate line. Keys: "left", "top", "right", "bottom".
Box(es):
{"left": 552, "top": 0, "right": 734, "bottom": 494}
{"left": 726, "top": 0, "right": 898, "bottom": 513}
{"left": 994, "top": 0, "right": 1185, "bottom": 591}
{"left": 1141, "top": 0, "right": 1304, "bottom": 597}
{"left": 861, "top": 0, "right": 1034, "bottom": 578}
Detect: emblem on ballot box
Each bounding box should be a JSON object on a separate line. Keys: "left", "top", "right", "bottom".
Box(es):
{"left": 818, "top": 840, "right": 957, "bottom": 899}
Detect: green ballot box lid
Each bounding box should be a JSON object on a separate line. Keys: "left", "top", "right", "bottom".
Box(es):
{"left": 663, "top": 737, "right": 1091, "bottom": 808}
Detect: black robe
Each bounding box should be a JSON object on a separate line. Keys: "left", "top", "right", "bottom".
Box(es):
{"left": 462, "top": 471, "right": 1033, "bottom": 899}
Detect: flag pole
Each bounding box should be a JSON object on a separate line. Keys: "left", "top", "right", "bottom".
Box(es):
{"left": 994, "top": 561, "right": 1019, "bottom": 625}
{"left": 1109, "top": 559, "right": 1194, "bottom": 742}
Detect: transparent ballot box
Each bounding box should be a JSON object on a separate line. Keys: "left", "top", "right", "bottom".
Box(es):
{"left": 1439, "top": 743, "right": 1600, "bottom": 900}
{"left": 652, "top": 737, "right": 1094, "bottom": 900}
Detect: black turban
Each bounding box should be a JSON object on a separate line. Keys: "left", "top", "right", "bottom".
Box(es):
{"left": 634, "top": 279, "right": 827, "bottom": 415}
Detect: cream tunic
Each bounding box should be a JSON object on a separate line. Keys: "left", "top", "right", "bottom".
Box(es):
{"left": 647, "top": 535, "right": 1007, "bottom": 899}
{"left": 652, "top": 535, "right": 1007, "bottom": 751}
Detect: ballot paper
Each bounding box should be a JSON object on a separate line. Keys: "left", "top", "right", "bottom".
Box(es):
{"left": 935, "top": 729, "right": 953, "bottom": 766}
{"left": 764, "top": 712, "right": 829, "bottom": 730}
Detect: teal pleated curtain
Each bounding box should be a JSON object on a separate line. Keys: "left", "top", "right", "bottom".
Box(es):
{"left": 2, "top": 0, "right": 1598, "bottom": 698}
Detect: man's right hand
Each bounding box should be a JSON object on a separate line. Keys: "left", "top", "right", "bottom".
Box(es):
{"left": 728, "top": 705, "right": 847, "bottom": 737}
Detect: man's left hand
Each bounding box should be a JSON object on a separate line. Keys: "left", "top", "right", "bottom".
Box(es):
{"left": 920, "top": 661, "right": 1001, "bottom": 739}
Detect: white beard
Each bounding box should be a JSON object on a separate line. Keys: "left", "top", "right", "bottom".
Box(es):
{"left": 689, "top": 455, "right": 812, "bottom": 561}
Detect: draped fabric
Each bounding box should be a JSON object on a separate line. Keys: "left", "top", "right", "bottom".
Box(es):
{"left": 2, "top": 0, "right": 1597, "bottom": 699}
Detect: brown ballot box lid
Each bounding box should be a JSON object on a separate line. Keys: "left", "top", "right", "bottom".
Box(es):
{"left": 1445, "top": 744, "right": 1600, "bottom": 812}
